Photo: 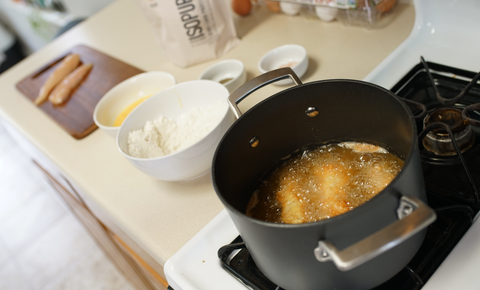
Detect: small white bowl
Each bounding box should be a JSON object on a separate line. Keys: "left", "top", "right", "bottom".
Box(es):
{"left": 315, "top": 6, "right": 338, "bottom": 22}
{"left": 93, "top": 71, "right": 176, "bottom": 138}
{"left": 280, "top": 2, "right": 302, "bottom": 16}
{"left": 116, "top": 80, "right": 235, "bottom": 181}
{"left": 199, "top": 59, "right": 247, "bottom": 93}
{"left": 258, "top": 44, "right": 308, "bottom": 86}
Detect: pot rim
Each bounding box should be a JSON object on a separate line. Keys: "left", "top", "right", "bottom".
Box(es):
{"left": 212, "top": 78, "right": 418, "bottom": 228}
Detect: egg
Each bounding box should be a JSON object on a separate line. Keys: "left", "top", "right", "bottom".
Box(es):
{"left": 232, "top": 0, "right": 252, "bottom": 16}
{"left": 280, "top": 2, "right": 302, "bottom": 16}
{"left": 113, "top": 95, "right": 151, "bottom": 127}
{"left": 375, "top": 0, "right": 397, "bottom": 13}
{"left": 266, "top": 0, "right": 281, "bottom": 13}
{"left": 315, "top": 6, "right": 338, "bottom": 22}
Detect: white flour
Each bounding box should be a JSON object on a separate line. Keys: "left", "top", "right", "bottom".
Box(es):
{"left": 127, "top": 100, "right": 227, "bottom": 159}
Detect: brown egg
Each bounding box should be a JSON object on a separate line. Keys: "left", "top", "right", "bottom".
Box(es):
{"left": 232, "top": 0, "right": 252, "bottom": 16}
{"left": 266, "top": 0, "right": 281, "bottom": 12}
{"left": 375, "top": 0, "right": 397, "bottom": 13}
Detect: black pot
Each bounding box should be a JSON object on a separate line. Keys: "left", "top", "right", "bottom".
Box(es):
{"left": 212, "top": 68, "right": 437, "bottom": 290}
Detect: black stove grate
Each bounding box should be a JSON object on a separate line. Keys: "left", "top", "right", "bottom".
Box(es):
{"left": 393, "top": 59, "right": 480, "bottom": 207}
{"left": 217, "top": 60, "right": 480, "bottom": 290}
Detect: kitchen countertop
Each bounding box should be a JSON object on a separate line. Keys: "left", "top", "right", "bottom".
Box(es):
{"left": 0, "top": 0, "right": 415, "bottom": 268}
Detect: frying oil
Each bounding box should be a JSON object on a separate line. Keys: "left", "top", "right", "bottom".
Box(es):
{"left": 246, "top": 142, "right": 404, "bottom": 224}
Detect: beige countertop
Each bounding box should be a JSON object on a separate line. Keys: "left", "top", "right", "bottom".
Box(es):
{"left": 0, "top": 0, "right": 415, "bottom": 268}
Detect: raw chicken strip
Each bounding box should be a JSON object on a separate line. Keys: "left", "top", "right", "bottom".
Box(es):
{"left": 34, "top": 54, "right": 81, "bottom": 105}
{"left": 49, "top": 63, "right": 93, "bottom": 105}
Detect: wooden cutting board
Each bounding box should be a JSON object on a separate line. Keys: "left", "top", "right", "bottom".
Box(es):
{"left": 16, "top": 44, "right": 144, "bottom": 139}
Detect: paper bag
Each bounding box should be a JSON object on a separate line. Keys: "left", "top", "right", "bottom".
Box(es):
{"left": 133, "top": 0, "right": 241, "bottom": 67}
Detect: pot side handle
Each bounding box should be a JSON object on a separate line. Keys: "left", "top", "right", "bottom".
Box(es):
{"left": 314, "top": 195, "right": 436, "bottom": 272}
{"left": 227, "top": 67, "right": 303, "bottom": 119}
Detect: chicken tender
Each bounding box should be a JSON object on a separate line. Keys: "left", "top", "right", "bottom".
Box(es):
{"left": 49, "top": 63, "right": 93, "bottom": 105}
{"left": 276, "top": 179, "right": 306, "bottom": 224}
{"left": 314, "top": 163, "right": 350, "bottom": 218}
{"left": 364, "top": 162, "right": 397, "bottom": 198}
{"left": 35, "top": 54, "right": 81, "bottom": 105}
{"left": 342, "top": 142, "right": 387, "bottom": 154}
{"left": 246, "top": 142, "right": 403, "bottom": 224}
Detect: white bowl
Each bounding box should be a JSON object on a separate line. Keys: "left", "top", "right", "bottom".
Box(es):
{"left": 315, "top": 6, "right": 338, "bottom": 22}
{"left": 199, "top": 59, "right": 247, "bottom": 93}
{"left": 116, "top": 80, "right": 235, "bottom": 181}
{"left": 93, "top": 71, "right": 176, "bottom": 138}
{"left": 258, "top": 44, "right": 308, "bottom": 85}
{"left": 280, "top": 2, "right": 302, "bottom": 16}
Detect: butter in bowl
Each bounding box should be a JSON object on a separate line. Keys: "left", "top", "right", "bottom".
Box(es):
{"left": 93, "top": 71, "right": 176, "bottom": 138}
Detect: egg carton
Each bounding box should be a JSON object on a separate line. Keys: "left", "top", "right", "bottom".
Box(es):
{"left": 267, "top": 0, "right": 398, "bottom": 29}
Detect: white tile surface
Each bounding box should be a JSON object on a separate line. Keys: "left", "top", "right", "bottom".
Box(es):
{"left": 16, "top": 214, "right": 96, "bottom": 289}
{"left": 0, "top": 131, "right": 15, "bottom": 154}
{"left": 0, "top": 189, "right": 67, "bottom": 254}
{"left": 0, "top": 133, "right": 38, "bottom": 214}
{"left": 0, "top": 262, "right": 31, "bottom": 290}
{"left": 0, "top": 238, "right": 11, "bottom": 270}
{"left": 45, "top": 247, "right": 127, "bottom": 290}
{"left": 0, "top": 148, "right": 25, "bottom": 184}
{"left": 0, "top": 170, "right": 43, "bottom": 224}
{"left": 0, "top": 120, "right": 135, "bottom": 290}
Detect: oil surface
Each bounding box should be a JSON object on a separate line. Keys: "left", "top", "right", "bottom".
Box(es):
{"left": 246, "top": 142, "right": 404, "bottom": 224}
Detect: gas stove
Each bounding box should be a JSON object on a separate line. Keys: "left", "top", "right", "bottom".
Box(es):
{"left": 212, "top": 58, "right": 480, "bottom": 290}
{"left": 165, "top": 0, "right": 480, "bottom": 289}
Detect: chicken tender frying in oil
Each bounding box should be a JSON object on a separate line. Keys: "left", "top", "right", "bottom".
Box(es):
{"left": 271, "top": 163, "right": 350, "bottom": 224}
{"left": 246, "top": 142, "right": 404, "bottom": 224}
{"left": 313, "top": 164, "right": 350, "bottom": 218}
{"left": 276, "top": 179, "right": 306, "bottom": 224}
{"left": 342, "top": 142, "right": 388, "bottom": 154}
{"left": 364, "top": 162, "right": 398, "bottom": 198}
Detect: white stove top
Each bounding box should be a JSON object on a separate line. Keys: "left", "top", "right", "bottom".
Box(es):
{"left": 364, "top": 0, "right": 480, "bottom": 88}
{"left": 165, "top": 0, "right": 480, "bottom": 289}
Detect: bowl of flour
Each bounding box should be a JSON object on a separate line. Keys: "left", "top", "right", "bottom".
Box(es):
{"left": 116, "top": 80, "right": 235, "bottom": 181}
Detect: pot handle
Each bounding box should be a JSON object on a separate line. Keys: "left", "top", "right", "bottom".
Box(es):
{"left": 227, "top": 67, "right": 303, "bottom": 118}
{"left": 314, "top": 195, "right": 436, "bottom": 271}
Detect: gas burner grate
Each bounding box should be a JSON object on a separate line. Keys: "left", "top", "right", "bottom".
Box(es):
{"left": 392, "top": 58, "right": 480, "bottom": 207}
{"left": 218, "top": 236, "right": 281, "bottom": 290}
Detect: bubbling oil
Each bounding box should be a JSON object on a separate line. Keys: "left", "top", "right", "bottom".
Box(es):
{"left": 246, "top": 142, "right": 404, "bottom": 224}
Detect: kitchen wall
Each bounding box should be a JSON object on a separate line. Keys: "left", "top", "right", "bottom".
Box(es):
{"left": 0, "top": 0, "right": 114, "bottom": 55}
